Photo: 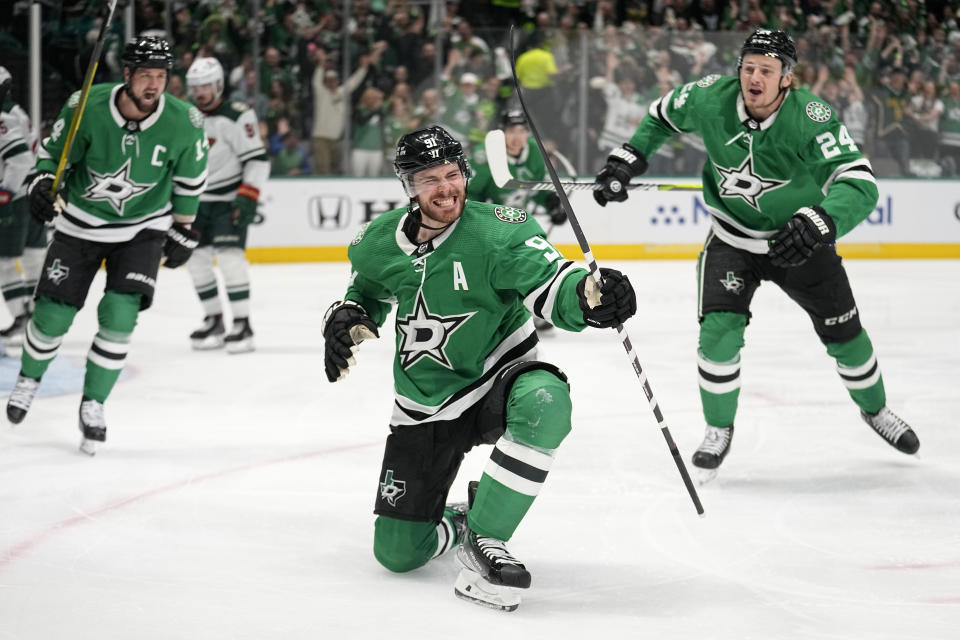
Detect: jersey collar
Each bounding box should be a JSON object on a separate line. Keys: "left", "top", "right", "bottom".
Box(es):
{"left": 109, "top": 84, "right": 166, "bottom": 131}
{"left": 736, "top": 89, "right": 787, "bottom": 131}
{"left": 395, "top": 211, "right": 460, "bottom": 257}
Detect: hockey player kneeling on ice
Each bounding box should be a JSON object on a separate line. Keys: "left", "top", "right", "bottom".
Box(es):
{"left": 323, "top": 126, "right": 636, "bottom": 611}
{"left": 183, "top": 56, "right": 267, "bottom": 354}
{"left": 593, "top": 29, "right": 919, "bottom": 482}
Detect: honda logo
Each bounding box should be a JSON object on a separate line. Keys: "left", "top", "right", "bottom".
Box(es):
{"left": 308, "top": 195, "right": 350, "bottom": 229}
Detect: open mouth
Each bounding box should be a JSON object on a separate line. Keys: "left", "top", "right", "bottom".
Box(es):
{"left": 748, "top": 87, "right": 763, "bottom": 97}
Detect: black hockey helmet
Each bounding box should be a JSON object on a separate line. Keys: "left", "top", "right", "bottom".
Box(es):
{"left": 394, "top": 126, "right": 470, "bottom": 197}
{"left": 0, "top": 66, "right": 11, "bottom": 105}
{"left": 500, "top": 108, "right": 527, "bottom": 129}
{"left": 122, "top": 36, "right": 174, "bottom": 72}
{"left": 738, "top": 29, "right": 797, "bottom": 75}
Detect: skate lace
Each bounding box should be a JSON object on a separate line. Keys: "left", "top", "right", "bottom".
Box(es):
{"left": 80, "top": 400, "right": 106, "bottom": 428}
{"left": 698, "top": 427, "right": 731, "bottom": 455}
{"left": 476, "top": 536, "right": 522, "bottom": 567}
{"left": 866, "top": 408, "right": 910, "bottom": 442}
{"left": 9, "top": 377, "right": 39, "bottom": 409}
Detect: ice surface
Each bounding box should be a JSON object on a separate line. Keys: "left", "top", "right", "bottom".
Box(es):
{"left": 1, "top": 260, "right": 958, "bottom": 639}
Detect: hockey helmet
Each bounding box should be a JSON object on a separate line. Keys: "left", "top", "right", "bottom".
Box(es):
{"left": 186, "top": 57, "right": 225, "bottom": 100}
{"left": 394, "top": 126, "right": 470, "bottom": 197}
{"left": 500, "top": 108, "right": 527, "bottom": 129}
{"left": 738, "top": 29, "right": 797, "bottom": 75}
{"left": 122, "top": 36, "right": 174, "bottom": 72}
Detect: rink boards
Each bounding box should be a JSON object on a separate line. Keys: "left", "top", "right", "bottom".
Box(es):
{"left": 245, "top": 177, "right": 960, "bottom": 262}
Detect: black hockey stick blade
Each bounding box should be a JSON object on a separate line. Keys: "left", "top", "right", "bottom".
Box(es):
{"left": 506, "top": 25, "right": 704, "bottom": 516}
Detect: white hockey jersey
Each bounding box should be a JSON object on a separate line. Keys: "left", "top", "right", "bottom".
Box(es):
{"left": 199, "top": 100, "right": 269, "bottom": 202}
{"left": 0, "top": 100, "right": 36, "bottom": 200}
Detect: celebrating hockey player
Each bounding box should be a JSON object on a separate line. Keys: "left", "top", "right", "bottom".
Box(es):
{"left": 5, "top": 36, "right": 208, "bottom": 454}
{"left": 184, "top": 56, "right": 268, "bottom": 353}
{"left": 323, "top": 126, "right": 636, "bottom": 611}
{"left": 0, "top": 65, "right": 45, "bottom": 348}
{"left": 592, "top": 29, "right": 919, "bottom": 480}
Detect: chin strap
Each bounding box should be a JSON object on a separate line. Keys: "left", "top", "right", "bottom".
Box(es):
{"left": 401, "top": 202, "right": 450, "bottom": 244}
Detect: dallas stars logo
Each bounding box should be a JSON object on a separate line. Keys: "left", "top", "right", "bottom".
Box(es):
{"left": 396, "top": 291, "right": 475, "bottom": 370}
{"left": 379, "top": 469, "right": 406, "bottom": 506}
{"left": 83, "top": 158, "right": 151, "bottom": 216}
{"left": 720, "top": 271, "right": 745, "bottom": 295}
{"left": 714, "top": 153, "right": 789, "bottom": 211}
{"left": 45, "top": 258, "right": 70, "bottom": 285}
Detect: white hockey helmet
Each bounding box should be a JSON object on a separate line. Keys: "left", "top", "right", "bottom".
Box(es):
{"left": 186, "top": 57, "right": 224, "bottom": 100}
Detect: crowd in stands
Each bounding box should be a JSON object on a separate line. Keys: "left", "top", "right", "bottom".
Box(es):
{"left": 4, "top": 0, "right": 960, "bottom": 178}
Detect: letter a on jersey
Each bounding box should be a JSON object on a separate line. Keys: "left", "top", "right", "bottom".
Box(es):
{"left": 396, "top": 291, "right": 475, "bottom": 370}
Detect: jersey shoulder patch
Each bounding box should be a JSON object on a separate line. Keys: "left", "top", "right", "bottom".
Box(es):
{"left": 696, "top": 74, "right": 721, "bottom": 88}
{"left": 352, "top": 221, "right": 371, "bottom": 246}
{"left": 67, "top": 91, "right": 82, "bottom": 108}
{"left": 231, "top": 101, "right": 249, "bottom": 113}
{"left": 472, "top": 148, "right": 487, "bottom": 165}
{"left": 188, "top": 106, "right": 205, "bottom": 128}
{"left": 805, "top": 101, "right": 832, "bottom": 123}
{"left": 494, "top": 206, "right": 527, "bottom": 223}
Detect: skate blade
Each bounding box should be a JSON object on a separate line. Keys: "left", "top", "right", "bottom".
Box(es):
{"left": 79, "top": 438, "right": 99, "bottom": 456}
{"left": 454, "top": 568, "right": 521, "bottom": 612}
{"left": 694, "top": 467, "right": 718, "bottom": 486}
{"left": 225, "top": 338, "right": 255, "bottom": 354}
{"left": 191, "top": 336, "right": 225, "bottom": 350}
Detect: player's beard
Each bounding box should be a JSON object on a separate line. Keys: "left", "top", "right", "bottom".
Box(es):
{"left": 418, "top": 183, "right": 466, "bottom": 229}
{"left": 127, "top": 85, "right": 162, "bottom": 115}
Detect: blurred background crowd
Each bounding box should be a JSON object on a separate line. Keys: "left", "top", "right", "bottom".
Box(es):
{"left": 3, "top": 0, "right": 960, "bottom": 178}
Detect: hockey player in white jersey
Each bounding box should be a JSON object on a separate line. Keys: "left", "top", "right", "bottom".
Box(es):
{"left": 184, "top": 57, "right": 269, "bottom": 353}
{"left": 0, "top": 66, "right": 46, "bottom": 348}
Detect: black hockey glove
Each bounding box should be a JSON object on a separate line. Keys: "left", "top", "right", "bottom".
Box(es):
{"left": 767, "top": 205, "right": 837, "bottom": 268}
{"left": 593, "top": 143, "right": 647, "bottom": 207}
{"left": 576, "top": 268, "right": 637, "bottom": 328}
{"left": 544, "top": 193, "right": 567, "bottom": 226}
{"left": 162, "top": 221, "right": 200, "bottom": 269}
{"left": 27, "top": 171, "right": 65, "bottom": 223}
{"left": 323, "top": 300, "right": 380, "bottom": 382}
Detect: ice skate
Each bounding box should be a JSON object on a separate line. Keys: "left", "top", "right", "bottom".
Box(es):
{"left": 692, "top": 425, "right": 734, "bottom": 484}
{"left": 224, "top": 317, "right": 254, "bottom": 354}
{"left": 0, "top": 312, "right": 30, "bottom": 346}
{"left": 190, "top": 313, "right": 225, "bottom": 350}
{"left": 455, "top": 529, "right": 531, "bottom": 611}
{"left": 78, "top": 397, "right": 106, "bottom": 456}
{"left": 6, "top": 373, "right": 40, "bottom": 424}
{"left": 860, "top": 406, "right": 919, "bottom": 454}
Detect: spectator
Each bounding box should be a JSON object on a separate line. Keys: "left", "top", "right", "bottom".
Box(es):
{"left": 938, "top": 81, "right": 960, "bottom": 176}
{"left": 271, "top": 130, "right": 311, "bottom": 177}
{"left": 871, "top": 66, "right": 912, "bottom": 175}
{"left": 351, "top": 87, "right": 387, "bottom": 176}
{"left": 309, "top": 43, "right": 384, "bottom": 175}
{"left": 906, "top": 80, "right": 944, "bottom": 160}
{"left": 441, "top": 72, "right": 483, "bottom": 148}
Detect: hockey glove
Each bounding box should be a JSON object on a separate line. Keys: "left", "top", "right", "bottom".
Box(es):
{"left": 577, "top": 268, "right": 637, "bottom": 328}
{"left": 767, "top": 205, "right": 837, "bottom": 268}
{"left": 162, "top": 221, "right": 200, "bottom": 269}
{"left": 27, "top": 171, "right": 65, "bottom": 223}
{"left": 232, "top": 184, "right": 259, "bottom": 228}
{"left": 323, "top": 300, "right": 379, "bottom": 382}
{"left": 545, "top": 193, "right": 567, "bottom": 226}
{"left": 593, "top": 143, "right": 647, "bottom": 207}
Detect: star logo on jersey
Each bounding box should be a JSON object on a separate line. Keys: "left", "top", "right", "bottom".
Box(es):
{"left": 720, "top": 271, "right": 745, "bottom": 295}
{"left": 379, "top": 469, "right": 406, "bottom": 506}
{"left": 714, "top": 153, "right": 789, "bottom": 210}
{"left": 396, "top": 291, "right": 475, "bottom": 370}
{"left": 83, "top": 158, "right": 151, "bottom": 216}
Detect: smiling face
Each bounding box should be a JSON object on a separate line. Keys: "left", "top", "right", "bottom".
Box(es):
{"left": 739, "top": 53, "right": 791, "bottom": 120}
{"left": 411, "top": 162, "right": 466, "bottom": 231}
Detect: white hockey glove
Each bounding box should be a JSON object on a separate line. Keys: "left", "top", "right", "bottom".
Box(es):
{"left": 323, "top": 300, "right": 379, "bottom": 382}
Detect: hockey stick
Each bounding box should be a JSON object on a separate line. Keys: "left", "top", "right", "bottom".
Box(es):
{"left": 507, "top": 26, "right": 704, "bottom": 516}
{"left": 51, "top": 0, "right": 120, "bottom": 193}
{"left": 484, "top": 129, "right": 701, "bottom": 193}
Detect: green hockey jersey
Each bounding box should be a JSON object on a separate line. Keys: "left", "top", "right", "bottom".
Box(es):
{"left": 630, "top": 75, "right": 878, "bottom": 252}
{"left": 37, "top": 83, "right": 208, "bottom": 243}
{"left": 345, "top": 200, "right": 588, "bottom": 426}
{"left": 468, "top": 137, "right": 552, "bottom": 213}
